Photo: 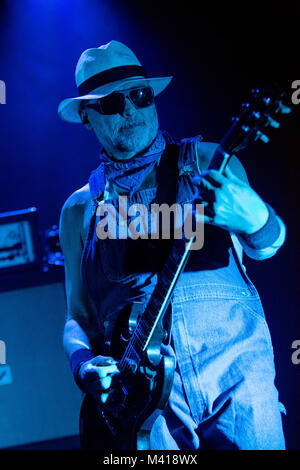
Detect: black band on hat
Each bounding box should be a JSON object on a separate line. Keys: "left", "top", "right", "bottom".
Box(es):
{"left": 78, "top": 65, "right": 148, "bottom": 96}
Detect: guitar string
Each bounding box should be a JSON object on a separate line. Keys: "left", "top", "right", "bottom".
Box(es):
{"left": 119, "top": 292, "right": 166, "bottom": 369}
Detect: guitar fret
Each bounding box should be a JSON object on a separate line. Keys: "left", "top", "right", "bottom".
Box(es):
{"left": 121, "top": 342, "right": 141, "bottom": 373}
{"left": 134, "top": 327, "right": 145, "bottom": 345}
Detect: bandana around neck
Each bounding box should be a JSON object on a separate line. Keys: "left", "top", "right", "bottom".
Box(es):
{"left": 89, "top": 129, "right": 171, "bottom": 198}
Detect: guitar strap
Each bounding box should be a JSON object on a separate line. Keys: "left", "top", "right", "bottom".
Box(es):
{"left": 152, "top": 135, "right": 204, "bottom": 346}
{"left": 153, "top": 137, "right": 202, "bottom": 345}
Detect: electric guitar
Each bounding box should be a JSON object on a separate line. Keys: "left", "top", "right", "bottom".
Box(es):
{"left": 79, "top": 86, "right": 290, "bottom": 450}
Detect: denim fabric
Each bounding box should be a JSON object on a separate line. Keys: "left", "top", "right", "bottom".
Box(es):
{"left": 150, "top": 274, "right": 286, "bottom": 450}
{"left": 81, "top": 135, "right": 286, "bottom": 450}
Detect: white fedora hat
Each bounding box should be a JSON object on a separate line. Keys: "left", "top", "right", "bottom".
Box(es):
{"left": 58, "top": 40, "right": 173, "bottom": 123}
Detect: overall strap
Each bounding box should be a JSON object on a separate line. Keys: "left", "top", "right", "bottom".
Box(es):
{"left": 155, "top": 141, "right": 180, "bottom": 206}
{"left": 178, "top": 134, "right": 203, "bottom": 176}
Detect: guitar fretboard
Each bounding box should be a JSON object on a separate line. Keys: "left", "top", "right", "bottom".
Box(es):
{"left": 119, "top": 145, "right": 231, "bottom": 373}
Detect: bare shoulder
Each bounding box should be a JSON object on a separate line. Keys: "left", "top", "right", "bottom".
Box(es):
{"left": 196, "top": 141, "right": 249, "bottom": 183}
{"left": 59, "top": 183, "right": 92, "bottom": 246}
{"left": 62, "top": 183, "right": 91, "bottom": 212}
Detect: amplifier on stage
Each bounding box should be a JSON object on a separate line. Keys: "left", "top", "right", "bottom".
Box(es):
{"left": 0, "top": 207, "right": 41, "bottom": 273}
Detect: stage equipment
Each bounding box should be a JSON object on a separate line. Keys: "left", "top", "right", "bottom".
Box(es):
{"left": 0, "top": 208, "right": 41, "bottom": 273}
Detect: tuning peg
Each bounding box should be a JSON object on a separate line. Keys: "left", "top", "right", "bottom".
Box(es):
{"left": 252, "top": 111, "right": 261, "bottom": 120}
{"left": 278, "top": 102, "right": 291, "bottom": 114}
{"left": 267, "top": 116, "right": 280, "bottom": 128}
{"left": 263, "top": 96, "right": 272, "bottom": 106}
{"left": 255, "top": 130, "right": 269, "bottom": 143}
{"left": 251, "top": 88, "right": 261, "bottom": 97}
{"left": 242, "top": 125, "right": 250, "bottom": 133}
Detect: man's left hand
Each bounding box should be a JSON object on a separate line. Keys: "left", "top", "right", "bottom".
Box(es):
{"left": 193, "top": 166, "right": 269, "bottom": 235}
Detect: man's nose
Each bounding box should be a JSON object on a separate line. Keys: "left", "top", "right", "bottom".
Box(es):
{"left": 120, "top": 96, "right": 136, "bottom": 117}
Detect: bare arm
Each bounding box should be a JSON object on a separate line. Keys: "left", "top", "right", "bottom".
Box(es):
{"left": 59, "top": 190, "right": 95, "bottom": 351}
{"left": 59, "top": 189, "right": 118, "bottom": 402}
{"left": 63, "top": 318, "right": 91, "bottom": 357}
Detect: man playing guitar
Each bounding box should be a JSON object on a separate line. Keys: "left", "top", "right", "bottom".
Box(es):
{"left": 58, "top": 40, "right": 287, "bottom": 450}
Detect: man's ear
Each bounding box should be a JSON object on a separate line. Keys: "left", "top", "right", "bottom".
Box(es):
{"left": 79, "top": 108, "right": 93, "bottom": 130}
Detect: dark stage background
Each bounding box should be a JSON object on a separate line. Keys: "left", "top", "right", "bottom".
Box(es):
{"left": 0, "top": 1, "right": 299, "bottom": 450}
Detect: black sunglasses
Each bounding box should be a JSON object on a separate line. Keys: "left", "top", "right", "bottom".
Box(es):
{"left": 84, "top": 86, "right": 155, "bottom": 115}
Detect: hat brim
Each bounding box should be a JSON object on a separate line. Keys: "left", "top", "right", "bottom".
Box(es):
{"left": 58, "top": 76, "right": 172, "bottom": 123}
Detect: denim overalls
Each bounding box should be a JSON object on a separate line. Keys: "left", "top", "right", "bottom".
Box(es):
{"left": 80, "top": 134, "right": 286, "bottom": 450}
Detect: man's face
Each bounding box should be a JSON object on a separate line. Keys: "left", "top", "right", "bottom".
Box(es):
{"left": 84, "top": 82, "right": 159, "bottom": 160}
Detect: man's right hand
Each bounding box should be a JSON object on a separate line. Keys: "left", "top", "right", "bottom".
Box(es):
{"left": 78, "top": 355, "right": 120, "bottom": 404}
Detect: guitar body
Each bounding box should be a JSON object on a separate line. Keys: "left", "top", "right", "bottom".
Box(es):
{"left": 79, "top": 302, "right": 175, "bottom": 450}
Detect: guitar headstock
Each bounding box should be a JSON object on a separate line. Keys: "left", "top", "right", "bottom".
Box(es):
{"left": 220, "top": 86, "right": 291, "bottom": 155}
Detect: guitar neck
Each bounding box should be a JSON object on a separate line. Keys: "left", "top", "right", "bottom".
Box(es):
{"left": 120, "top": 145, "right": 233, "bottom": 372}
{"left": 135, "top": 236, "right": 195, "bottom": 352}
{"left": 208, "top": 145, "right": 232, "bottom": 173}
